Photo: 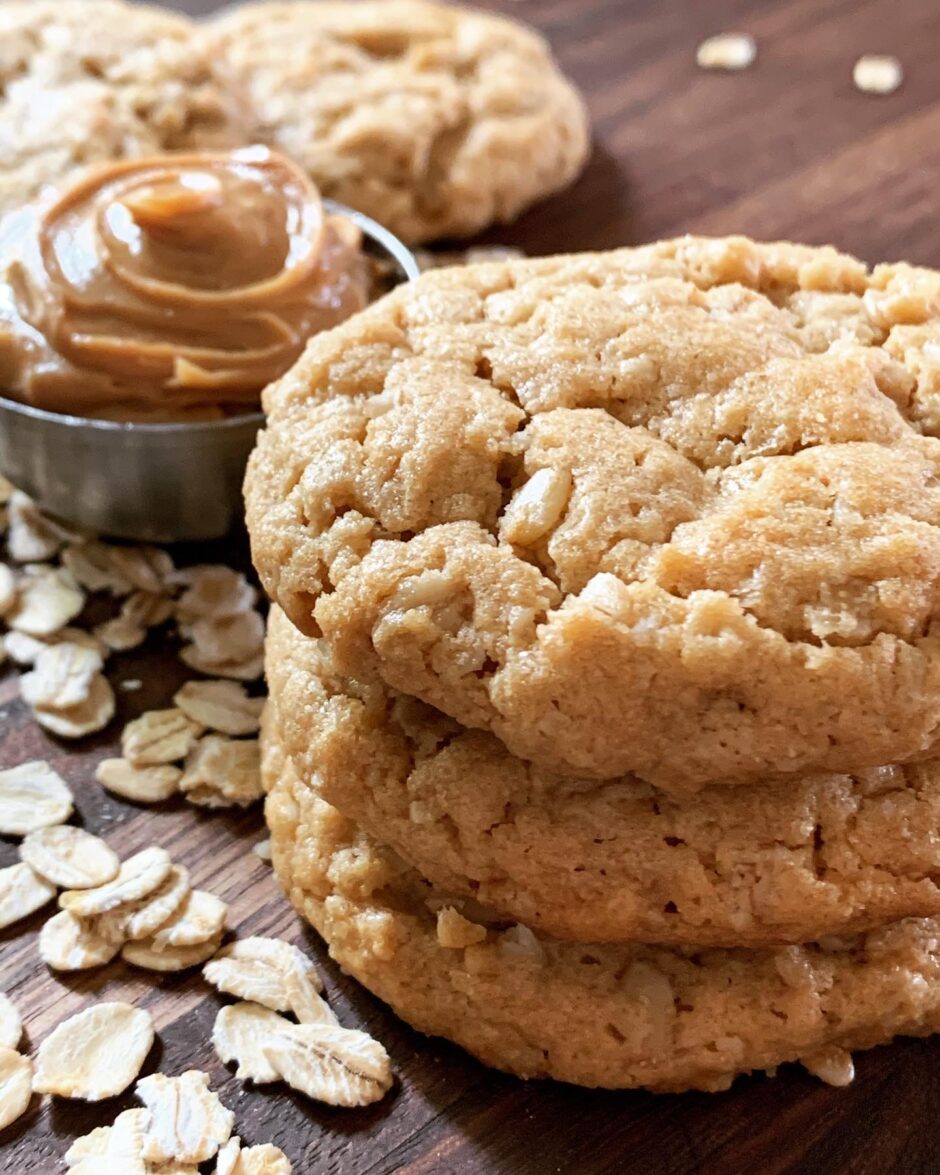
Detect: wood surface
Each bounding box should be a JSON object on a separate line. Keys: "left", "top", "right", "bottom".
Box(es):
{"left": 5, "top": 0, "right": 940, "bottom": 1172}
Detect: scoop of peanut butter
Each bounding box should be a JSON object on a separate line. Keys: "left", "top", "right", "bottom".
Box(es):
{"left": 0, "top": 146, "right": 369, "bottom": 420}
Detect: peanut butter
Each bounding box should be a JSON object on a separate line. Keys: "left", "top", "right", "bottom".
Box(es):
{"left": 0, "top": 146, "right": 369, "bottom": 420}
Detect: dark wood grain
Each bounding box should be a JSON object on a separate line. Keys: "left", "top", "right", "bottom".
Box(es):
{"left": 6, "top": 1, "right": 940, "bottom": 1172}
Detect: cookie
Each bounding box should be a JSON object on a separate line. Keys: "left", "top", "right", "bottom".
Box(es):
{"left": 206, "top": 0, "right": 589, "bottom": 243}
{"left": 246, "top": 235, "right": 940, "bottom": 789}
{"left": 266, "top": 606, "right": 940, "bottom": 946}
{"left": 262, "top": 720, "right": 940, "bottom": 1093}
{"left": 0, "top": 0, "right": 250, "bottom": 216}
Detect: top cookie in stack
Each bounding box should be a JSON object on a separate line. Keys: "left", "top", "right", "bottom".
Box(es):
{"left": 247, "top": 234, "right": 940, "bottom": 790}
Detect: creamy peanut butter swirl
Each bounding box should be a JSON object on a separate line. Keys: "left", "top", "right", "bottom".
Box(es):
{"left": 0, "top": 146, "right": 368, "bottom": 420}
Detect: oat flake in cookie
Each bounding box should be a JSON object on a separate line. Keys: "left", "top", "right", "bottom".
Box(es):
{"left": 247, "top": 236, "right": 940, "bottom": 789}
{"left": 206, "top": 0, "right": 589, "bottom": 244}
{"left": 262, "top": 727, "right": 940, "bottom": 1093}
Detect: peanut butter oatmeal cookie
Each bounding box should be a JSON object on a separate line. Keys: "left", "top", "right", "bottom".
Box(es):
{"left": 266, "top": 606, "right": 940, "bottom": 946}
{"left": 206, "top": 0, "right": 589, "bottom": 243}
{"left": 247, "top": 236, "right": 940, "bottom": 788}
{"left": 0, "top": 0, "right": 249, "bottom": 216}
{"left": 262, "top": 719, "right": 940, "bottom": 1093}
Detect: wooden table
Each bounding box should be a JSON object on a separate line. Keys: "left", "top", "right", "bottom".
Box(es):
{"left": 5, "top": 1, "right": 940, "bottom": 1172}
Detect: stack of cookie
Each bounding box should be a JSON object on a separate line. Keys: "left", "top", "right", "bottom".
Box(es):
{"left": 248, "top": 234, "right": 940, "bottom": 1092}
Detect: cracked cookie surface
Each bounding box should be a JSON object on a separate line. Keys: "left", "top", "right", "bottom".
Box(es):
{"left": 206, "top": 0, "right": 589, "bottom": 244}
{"left": 262, "top": 714, "right": 940, "bottom": 1092}
{"left": 267, "top": 606, "right": 940, "bottom": 947}
{"left": 246, "top": 236, "right": 940, "bottom": 788}
{"left": 0, "top": 0, "right": 250, "bottom": 216}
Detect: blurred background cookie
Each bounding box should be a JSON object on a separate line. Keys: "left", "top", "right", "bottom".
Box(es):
{"left": 206, "top": 0, "right": 590, "bottom": 243}
{"left": 0, "top": 0, "right": 251, "bottom": 216}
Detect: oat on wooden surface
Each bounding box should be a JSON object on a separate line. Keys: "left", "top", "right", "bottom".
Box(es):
{"left": 203, "top": 938, "right": 324, "bottom": 1011}
{"left": 0, "top": 1046, "right": 32, "bottom": 1132}
{"left": 0, "top": 993, "right": 22, "bottom": 1051}
{"left": 59, "top": 847, "right": 172, "bottom": 917}
{"left": 32, "top": 1002, "right": 154, "bottom": 1100}
{"left": 38, "top": 909, "right": 121, "bottom": 971}
{"left": 173, "top": 679, "right": 264, "bottom": 736}
{"left": 95, "top": 759, "right": 182, "bottom": 803}
{"left": 853, "top": 54, "right": 903, "bottom": 94}
{"left": 137, "top": 1070, "right": 234, "bottom": 1165}
{"left": 0, "top": 760, "right": 73, "bottom": 835}
{"left": 122, "top": 936, "right": 222, "bottom": 972}
{"left": 0, "top": 861, "right": 56, "bottom": 929}
{"left": 695, "top": 32, "right": 757, "bottom": 70}
{"left": 19, "top": 825, "right": 119, "bottom": 889}
{"left": 262, "top": 1024, "right": 393, "bottom": 1109}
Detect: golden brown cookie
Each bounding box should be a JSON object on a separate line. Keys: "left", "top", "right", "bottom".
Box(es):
{"left": 0, "top": 0, "right": 250, "bottom": 216}
{"left": 262, "top": 718, "right": 940, "bottom": 1093}
{"left": 246, "top": 236, "right": 940, "bottom": 789}
{"left": 206, "top": 0, "right": 589, "bottom": 243}
{"left": 266, "top": 606, "right": 940, "bottom": 946}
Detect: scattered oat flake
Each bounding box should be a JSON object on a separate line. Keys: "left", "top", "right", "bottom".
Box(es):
{"left": 203, "top": 937, "right": 323, "bottom": 1012}
{"left": 20, "top": 825, "right": 119, "bottom": 888}
{"left": 7, "top": 565, "right": 84, "bottom": 636}
{"left": 65, "top": 1107, "right": 149, "bottom": 1173}
{"left": 253, "top": 839, "right": 272, "bottom": 862}
{"left": 20, "top": 641, "right": 103, "bottom": 710}
{"left": 95, "top": 758, "right": 182, "bottom": 804}
{"left": 0, "top": 993, "right": 22, "bottom": 1051}
{"left": 186, "top": 611, "right": 265, "bottom": 666}
{"left": 180, "top": 736, "right": 262, "bottom": 809}
{"left": 122, "top": 709, "right": 204, "bottom": 767}
{"left": 122, "top": 935, "right": 222, "bottom": 972}
{"left": 0, "top": 1046, "right": 32, "bottom": 1131}
{"left": 853, "top": 54, "right": 903, "bottom": 94}
{"left": 264, "top": 1023, "right": 392, "bottom": 1108}
{"left": 282, "top": 953, "right": 338, "bottom": 1026}
{"left": 0, "top": 861, "right": 56, "bottom": 929}
{"left": 4, "top": 626, "right": 104, "bottom": 667}
{"left": 212, "top": 1003, "right": 285, "bottom": 1084}
{"left": 174, "top": 566, "right": 257, "bottom": 622}
{"left": 98, "top": 864, "right": 191, "bottom": 944}
{"left": 149, "top": 889, "right": 227, "bottom": 950}
{"left": 696, "top": 32, "right": 756, "bottom": 70}
{"left": 62, "top": 542, "right": 134, "bottom": 596}
{"left": 3, "top": 629, "right": 45, "bottom": 665}
{"left": 33, "top": 1002, "right": 154, "bottom": 1100}
{"left": 180, "top": 646, "right": 265, "bottom": 681}
{"left": 0, "top": 563, "right": 15, "bottom": 616}
{"left": 60, "top": 846, "right": 171, "bottom": 917}
{"left": 93, "top": 616, "right": 147, "bottom": 652}
{"left": 137, "top": 1070, "right": 234, "bottom": 1165}
{"left": 39, "top": 909, "right": 121, "bottom": 971}
{"left": 33, "top": 673, "right": 115, "bottom": 739}
{"left": 216, "top": 1136, "right": 292, "bottom": 1175}
{"left": 173, "top": 680, "right": 264, "bottom": 737}
{"left": 7, "top": 492, "right": 68, "bottom": 562}
{"left": 109, "top": 545, "right": 175, "bottom": 595}
{"left": 0, "top": 760, "right": 73, "bottom": 835}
